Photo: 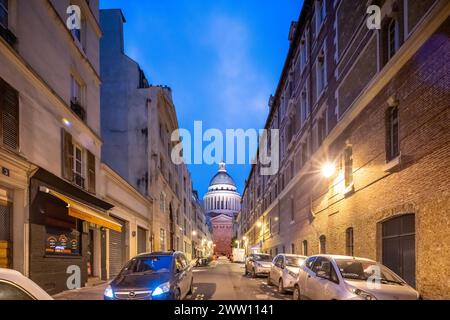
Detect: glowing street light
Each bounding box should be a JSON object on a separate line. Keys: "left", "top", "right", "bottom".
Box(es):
{"left": 192, "top": 230, "right": 197, "bottom": 236}
{"left": 256, "top": 221, "right": 262, "bottom": 228}
{"left": 321, "top": 162, "right": 336, "bottom": 178}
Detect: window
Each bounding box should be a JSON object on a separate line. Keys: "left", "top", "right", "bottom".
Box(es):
{"left": 45, "top": 226, "right": 81, "bottom": 256}
{"left": 0, "top": 0, "right": 7, "bottom": 29}
{"left": 291, "top": 243, "right": 295, "bottom": 254}
{"left": 300, "top": 90, "right": 308, "bottom": 126}
{"left": 0, "top": 281, "right": 34, "bottom": 300}
{"left": 302, "top": 240, "right": 308, "bottom": 256}
{"left": 73, "top": 144, "right": 84, "bottom": 188}
{"left": 159, "top": 229, "right": 166, "bottom": 251}
{"left": 319, "top": 235, "right": 326, "bottom": 254}
{"left": 386, "top": 107, "right": 400, "bottom": 161}
{"left": 160, "top": 192, "right": 166, "bottom": 213}
{"left": 0, "top": 78, "right": 19, "bottom": 151}
{"left": 300, "top": 33, "right": 308, "bottom": 70}
{"left": 290, "top": 197, "right": 295, "bottom": 222}
{"left": 387, "top": 19, "right": 399, "bottom": 60}
{"left": 315, "top": 0, "right": 326, "bottom": 32}
{"left": 317, "top": 116, "right": 326, "bottom": 146}
{"left": 301, "top": 142, "right": 308, "bottom": 167}
{"left": 70, "top": 76, "right": 86, "bottom": 121}
{"left": 346, "top": 227, "right": 354, "bottom": 256}
{"left": 317, "top": 49, "right": 326, "bottom": 96}
{"left": 344, "top": 146, "right": 353, "bottom": 189}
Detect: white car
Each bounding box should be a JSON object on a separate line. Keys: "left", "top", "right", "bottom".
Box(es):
{"left": 268, "top": 254, "right": 307, "bottom": 293}
{"left": 244, "top": 254, "right": 273, "bottom": 277}
{"left": 293, "top": 255, "right": 420, "bottom": 300}
{"left": 0, "top": 268, "right": 53, "bottom": 300}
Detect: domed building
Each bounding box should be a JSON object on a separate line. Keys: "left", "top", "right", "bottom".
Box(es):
{"left": 204, "top": 162, "right": 241, "bottom": 256}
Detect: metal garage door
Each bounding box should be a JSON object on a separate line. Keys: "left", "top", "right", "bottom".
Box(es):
{"left": 137, "top": 227, "right": 147, "bottom": 254}
{"left": 109, "top": 217, "right": 126, "bottom": 278}
{"left": 382, "top": 214, "right": 416, "bottom": 287}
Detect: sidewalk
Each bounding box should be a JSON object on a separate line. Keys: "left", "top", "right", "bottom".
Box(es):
{"left": 53, "top": 282, "right": 108, "bottom": 300}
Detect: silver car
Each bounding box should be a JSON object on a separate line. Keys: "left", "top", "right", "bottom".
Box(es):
{"left": 268, "top": 254, "right": 307, "bottom": 293}
{"left": 293, "top": 255, "right": 420, "bottom": 300}
{"left": 244, "top": 253, "right": 273, "bottom": 277}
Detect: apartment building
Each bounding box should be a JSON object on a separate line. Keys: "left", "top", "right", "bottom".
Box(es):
{"left": 100, "top": 9, "right": 204, "bottom": 262}
{"left": 240, "top": 0, "right": 450, "bottom": 299}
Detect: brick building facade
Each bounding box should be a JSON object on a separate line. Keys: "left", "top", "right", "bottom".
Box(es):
{"left": 239, "top": 0, "right": 450, "bottom": 299}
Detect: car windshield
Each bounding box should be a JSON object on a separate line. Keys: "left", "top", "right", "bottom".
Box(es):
{"left": 253, "top": 254, "right": 271, "bottom": 262}
{"left": 285, "top": 256, "right": 305, "bottom": 267}
{"left": 123, "top": 256, "right": 173, "bottom": 275}
{"left": 336, "top": 259, "right": 405, "bottom": 285}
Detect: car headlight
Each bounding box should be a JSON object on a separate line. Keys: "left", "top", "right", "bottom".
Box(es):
{"left": 352, "top": 288, "right": 377, "bottom": 300}
{"left": 152, "top": 282, "right": 171, "bottom": 296}
{"left": 104, "top": 285, "right": 114, "bottom": 299}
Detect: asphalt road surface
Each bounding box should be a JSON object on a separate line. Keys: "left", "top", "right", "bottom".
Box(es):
{"left": 54, "top": 258, "right": 292, "bottom": 300}
{"left": 189, "top": 258, "right": 291, "bottom": 301}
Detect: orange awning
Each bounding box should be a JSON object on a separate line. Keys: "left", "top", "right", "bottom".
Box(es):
{"left": 40, "top": 187, "right": 122, "bottom": 232}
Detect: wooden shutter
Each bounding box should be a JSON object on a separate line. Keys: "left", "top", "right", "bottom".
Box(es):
{"left": 0, "top": 78, "right": 19, "bottom": 150}
{"left": 62, "top": 129, "right": 74, "bottom": 181}
{"left": 87, "top": 150, "right": 96, "bottom": 193}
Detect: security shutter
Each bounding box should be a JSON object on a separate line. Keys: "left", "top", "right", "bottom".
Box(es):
{"left": 109, "top": 217, "right": 126, "bottom": 278}
{"left": 137, "top": 227, "right": 147, "bottom": 254}
{"left": 0, "top": 78, "right": 19, "bottom": 150}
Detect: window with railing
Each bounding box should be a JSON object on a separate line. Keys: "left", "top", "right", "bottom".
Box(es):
{"left": 70, "top": 76, "right": 86, "bottom": 121}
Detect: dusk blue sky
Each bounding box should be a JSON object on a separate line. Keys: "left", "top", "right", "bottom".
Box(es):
{"left": 100, "top": 0, "right": 304, "bottom": 197}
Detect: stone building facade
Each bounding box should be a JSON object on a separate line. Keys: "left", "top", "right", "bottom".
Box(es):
{"left": 239, "top": 0, "right": 450, "bottom": 299}
{"left": 100, "top": 9, "right": 206, "bottom": 261}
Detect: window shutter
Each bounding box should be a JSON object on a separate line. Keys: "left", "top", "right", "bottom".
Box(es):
{"left": 0, "top": 78, "right": 19, "bottom": 150}
{"left": 62, "top": 129, "right": 74, "bottom": 181}
{"left": 87, "top": 150, "right": 96, "bottom": 193}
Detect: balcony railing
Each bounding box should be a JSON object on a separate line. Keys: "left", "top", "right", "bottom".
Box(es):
{"left": 0, "top": 25, "right": 17, "bottom": 46}
{"left": 70, "top": 99, "right": 86, "bottom": 121}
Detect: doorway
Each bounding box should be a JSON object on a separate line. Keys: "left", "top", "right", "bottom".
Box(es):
{"left": 87, "top": 229, "right": 95, "bottom": 277}
{"left": 382, "top": 214, "right": 416, "bottom": 287}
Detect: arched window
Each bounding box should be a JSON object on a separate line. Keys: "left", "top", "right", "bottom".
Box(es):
{"left": 345, "top": 227, "right": 354, "bottom": 256}
{"left": 319, "top": 235, "right": 326, "bottom": 254}
{"left": 302, "top": 240, "right": 308, "bottom": 256}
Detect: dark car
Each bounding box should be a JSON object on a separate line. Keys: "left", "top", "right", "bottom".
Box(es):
{"left": 104, "top": 251, "right": 193, "bottom": 300}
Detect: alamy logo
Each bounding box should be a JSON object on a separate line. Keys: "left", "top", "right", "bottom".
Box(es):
{"left": 366, "top": 5, "right": 381, "bottom": 30}
{"left": 66, "top": 5, "right": 81, "bottom": 31}
{"left": 66, "top": 265, "right": 81, "bottom": 290}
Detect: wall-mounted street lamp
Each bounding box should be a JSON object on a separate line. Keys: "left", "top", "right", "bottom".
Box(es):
{"left": 192, "top": 230, "right": 197, "bottom": 236}
{"left": 256, "top": 221, "right": 262, "bottom": 228}
{"left": 321, "top": 162, "right": 336, "bottom": 178}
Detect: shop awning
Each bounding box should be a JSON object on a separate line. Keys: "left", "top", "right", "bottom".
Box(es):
{"left": 40, "top": 187, "right": 122, "bottom": 232}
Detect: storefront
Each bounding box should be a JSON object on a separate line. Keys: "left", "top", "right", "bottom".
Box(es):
{"left": 29, "top": 169, "right": 120, "bottom": 295}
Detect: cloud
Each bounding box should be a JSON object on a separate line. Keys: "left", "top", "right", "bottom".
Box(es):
{"left": 202, "top": 13, "right": 271, "bottom": 129}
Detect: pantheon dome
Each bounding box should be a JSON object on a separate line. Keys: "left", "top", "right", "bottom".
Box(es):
{"left": 204, "top": 162, "right": 241, "bottom": 215}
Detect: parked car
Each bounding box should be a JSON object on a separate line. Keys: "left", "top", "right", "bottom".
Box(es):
{"left": 104, "top": 251, "right": 193, "bottom": 300}
{"left": 0, "top": 268, "right": 53, "bottom": 300}
{"left": 293, "top": 255, "right": 420, "bottom": 300}
{"left": 268, "top": 254, "right": 307, "bottom": 293}
{"left": 244, "top": 253, "right": 273, "bottom": 277}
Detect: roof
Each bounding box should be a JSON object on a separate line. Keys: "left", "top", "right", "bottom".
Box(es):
{"left": 209, "top": 162, "right": 236, "bottom": 187}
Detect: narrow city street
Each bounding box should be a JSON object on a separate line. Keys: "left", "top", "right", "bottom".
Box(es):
{"left": 53, "top": 258, "right": 291, "bottom": 300}
{"left": 189, "top": 259, "right": 290, "bottom": 301}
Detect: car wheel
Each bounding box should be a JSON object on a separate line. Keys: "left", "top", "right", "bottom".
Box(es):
{"left": 293, "top": 285, "right": 301, "bottom": 300}
{"left": 251, "top": 268, "right": 256, "bottom": 278}
{"left": 173, "top": 289, "right": 181, "bottom": 301}
{"left": 278, "top": 279, "right": 286, "bottom": 294}
{"left": 187, "top": 279, "right": 194, "bottom": 295}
